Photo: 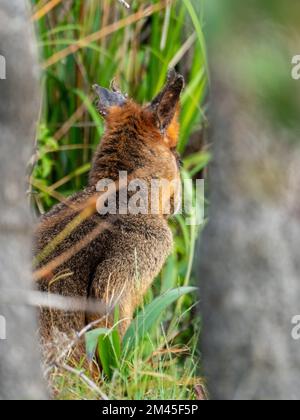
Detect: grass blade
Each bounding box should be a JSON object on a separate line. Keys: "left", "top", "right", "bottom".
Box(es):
{"left": 123, "top": 286, "right": 197, "bottom": 355}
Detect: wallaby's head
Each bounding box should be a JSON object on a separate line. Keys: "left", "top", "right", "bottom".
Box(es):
{"left": 90, "top": 69, "right": 185, "bottom": 215}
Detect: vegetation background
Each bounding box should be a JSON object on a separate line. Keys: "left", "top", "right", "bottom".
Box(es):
{"left": 29, "top": 0, "right": 208, "bottom": 400}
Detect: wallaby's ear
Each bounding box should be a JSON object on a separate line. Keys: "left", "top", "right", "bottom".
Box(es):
{"left": 148, "top": 69, "right": 185, "bottom": 132}
{"left": 93, "top": 84, "right": 127, "bottom": 117}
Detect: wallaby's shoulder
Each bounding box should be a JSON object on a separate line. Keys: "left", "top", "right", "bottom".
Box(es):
{"left": 34, "top": 186, "right": 99, "bottom": 257}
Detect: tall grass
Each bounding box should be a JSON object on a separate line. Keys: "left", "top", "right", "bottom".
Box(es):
{"left": 30, "top": 0, "right": 208, "bottom": 400}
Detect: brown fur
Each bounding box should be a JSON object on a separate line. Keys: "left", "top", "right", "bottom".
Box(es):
{"left": 34, "top": 70, "right": 184, "bottom": 353}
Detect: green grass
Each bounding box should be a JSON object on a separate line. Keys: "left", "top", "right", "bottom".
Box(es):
{"left": 30, "top": 0, "right": 208, "bottom": 400}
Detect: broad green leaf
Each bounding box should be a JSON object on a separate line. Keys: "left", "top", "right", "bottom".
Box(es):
{"left": 123, "top": 287, "right": 197, "bottom": 355}
{"left": 85, "top": 327, "right": 110, "bottom": 362}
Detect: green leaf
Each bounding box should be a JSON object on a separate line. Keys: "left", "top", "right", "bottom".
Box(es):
{"left": 85, "top": 317, "right": 122, "bottom": 379}
{"left": 98, "top": 335, "right": 115, "bottom": 379}
{"left": 160, "top": 254, "right": 178, "bottom": 294}
{"left": 182, "top": 0, "right": 208, "bottom": 77}
{"left": 41, "top": 155, "right": 54, "bottom": 178}
{"left": 123, "top": 287, "right": 198, "bottom": 355}
{"left": 85, "top": 327, "right": 110, "bottom": 362}
{"left": 111, "top": 308, "right": 122, "bottom": 363}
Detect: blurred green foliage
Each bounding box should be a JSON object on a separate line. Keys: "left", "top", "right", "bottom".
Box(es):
{"left": 205, "top": 0, "right": 300, "bottom": 135}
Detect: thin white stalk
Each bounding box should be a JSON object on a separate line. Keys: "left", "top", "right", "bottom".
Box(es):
{"left": 117, "top": 0, "right": 130, "bottom": 9}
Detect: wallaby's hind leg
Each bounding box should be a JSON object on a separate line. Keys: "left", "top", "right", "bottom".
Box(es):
{"left": 87, "top": 258, "right": 136, "bottom": 336}
{"left": 86, "top": 225, "right": 173, "bottom": 337}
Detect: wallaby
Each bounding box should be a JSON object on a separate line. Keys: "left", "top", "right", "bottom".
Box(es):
{"left": 34, "top": 69, "right": 184, "bottom": 349}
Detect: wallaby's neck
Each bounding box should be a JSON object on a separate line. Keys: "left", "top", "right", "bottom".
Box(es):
{"left": 88, "top": 130, "right": 146, "bottom": 187}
